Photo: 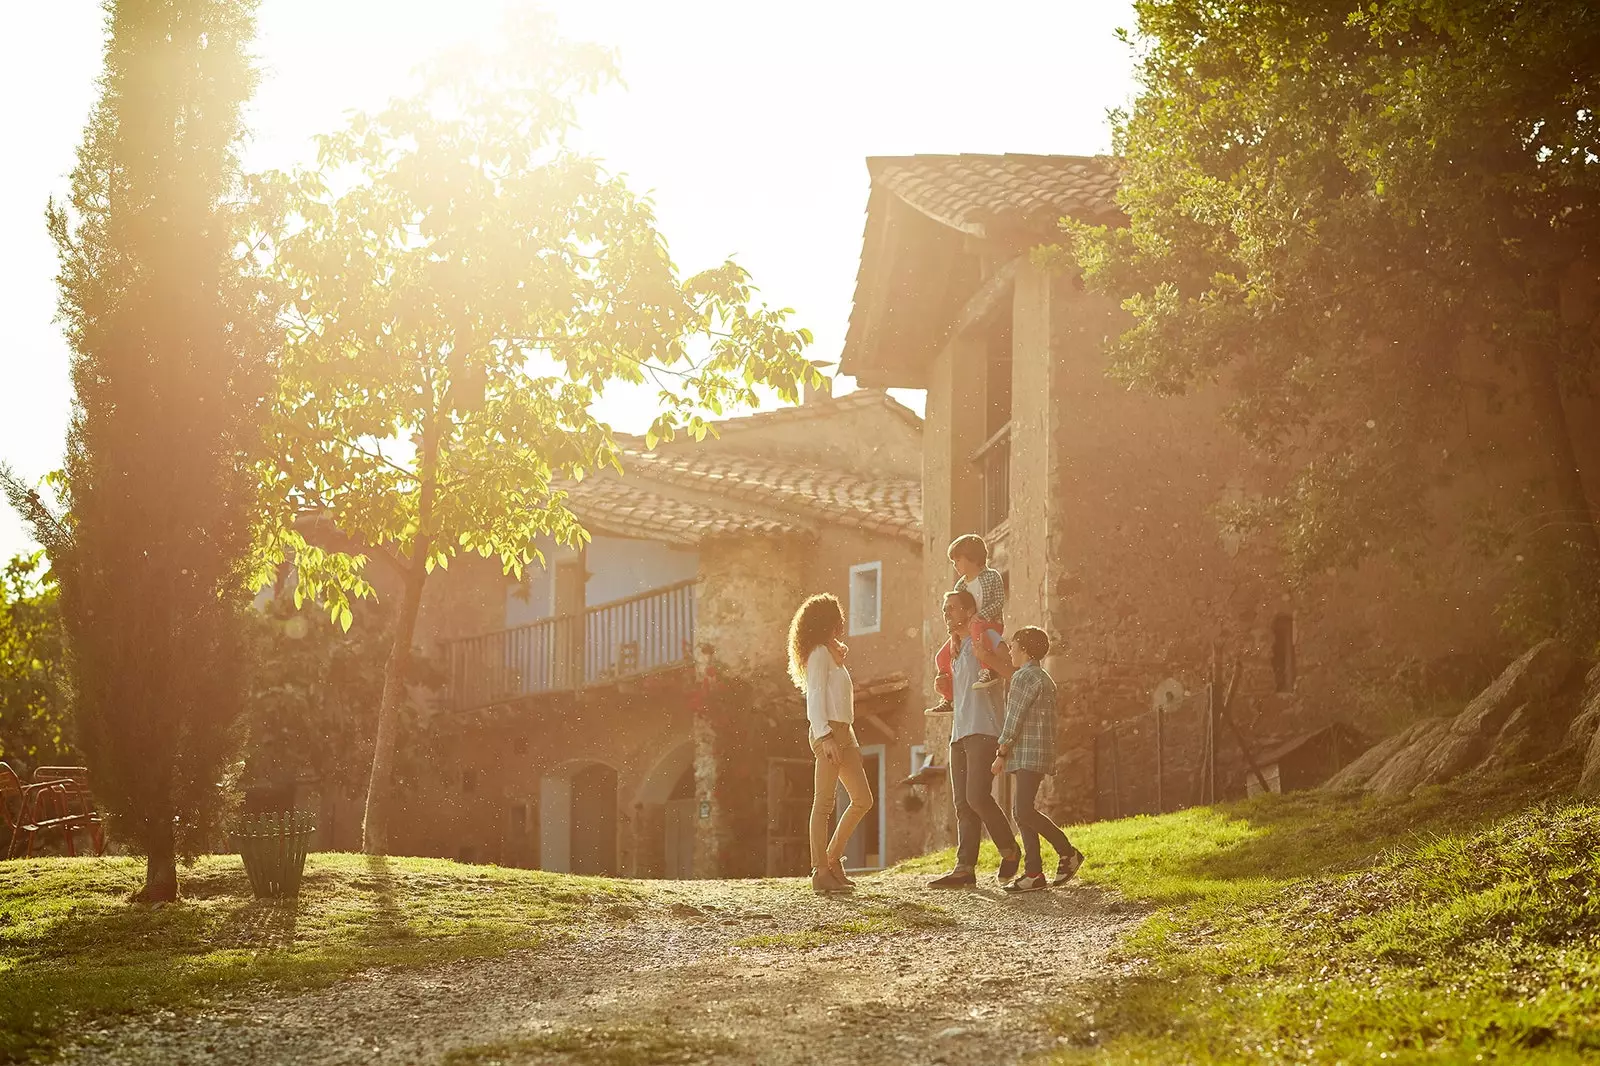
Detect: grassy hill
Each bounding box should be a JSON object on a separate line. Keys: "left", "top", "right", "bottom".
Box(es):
{"left": 1016, "top": 760, "right": 1600, "bottom": 1063}
{"left": 6, "top": 759, "right": 1599, "bottom": 1064}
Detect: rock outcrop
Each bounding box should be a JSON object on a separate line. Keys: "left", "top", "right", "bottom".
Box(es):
{"left": 1570, "top": 665, "right": 1600, "bottom": 796}
{"left": 1325, "top": 639, "right": 1581, "bottom": 797}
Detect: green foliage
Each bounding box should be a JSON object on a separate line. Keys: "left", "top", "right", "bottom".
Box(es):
{"left": 247, "top": 10, "right": 817, "bottom": 621}
{"left": 1065, "top": 0, "right": 1600, "bottom": 642}
{"left": 0, "top": 853, "right": 635, "bottom": 1062}
{"left": 0, "top": 553, "right": 70, "bottom": 764}
{"left": 19, "top": 0, "right": 270, "bottom": 897}
{"left": 243, "top": 598, "right": 425, "bottom": 801}
{"left": 245, "top": 11, "right": 814, "bottom": 851}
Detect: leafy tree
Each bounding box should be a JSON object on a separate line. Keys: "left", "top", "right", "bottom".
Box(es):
{"left": 244, "top": 597, "right": 429, "bottom": 825}
{"left": 1064, "top": 0, "right": 1600, "bottom": 643}
{"left": 251, "top": 12, "right": 817, "bottom": 854}
{"left": 0, "top": 553, "right": 71, "bottom": 765}
{"left": 6, "top": 1, "right": 267, "bottom": 900}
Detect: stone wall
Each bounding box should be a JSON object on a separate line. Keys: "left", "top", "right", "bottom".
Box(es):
{"left": 694, "top": 534, "right": 811, "bottom": 675}
{"left": 393, "top": 677, "right": 697, "bottom": 876}
{"left": 652, "top": 393, "right": 923, "bottom": 481}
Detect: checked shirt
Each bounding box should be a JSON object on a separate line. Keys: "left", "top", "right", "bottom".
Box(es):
{"left": 954, "top": 566, "right": 1007, "bottom": 623}
{"left": 998, "top": 660, "right": 1057, "bottom": 774}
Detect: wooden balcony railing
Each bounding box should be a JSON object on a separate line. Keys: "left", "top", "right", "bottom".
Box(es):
{"left": 973, "top": 422, "right": 1011, "bottom": 534}
{"left": 445, "top": 579, "right": 696, "bottom": 713}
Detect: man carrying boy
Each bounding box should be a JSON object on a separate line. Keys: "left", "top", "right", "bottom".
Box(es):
{"left": 991, "top": 626, "right": 1084, "bottom": 891}
{"left": 928, "top": 534, "right": 1009, "bottom": 714}
{"left": 928, "top": 589, "right": 1023, "bottom": 889}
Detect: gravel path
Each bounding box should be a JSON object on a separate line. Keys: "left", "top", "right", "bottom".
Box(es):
{"left": 58, "top": 874, "right": 1139, "bottom": 1066}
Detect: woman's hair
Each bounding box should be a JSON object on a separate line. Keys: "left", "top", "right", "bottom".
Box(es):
{"left": 788, "top": 593, "right": 844, "bottom": 690}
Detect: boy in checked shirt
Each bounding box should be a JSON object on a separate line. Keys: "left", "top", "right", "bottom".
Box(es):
{"left": 992, "top": 626, "right": 1084, "bottom": 892}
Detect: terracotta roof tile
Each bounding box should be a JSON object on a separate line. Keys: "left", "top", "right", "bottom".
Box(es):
{"left": 620, "top": 449, "right": 922, "bottom": 544}
{"left": 871, "top": 153, "right": 1122, "bottom": 237}
{"left": 559, "top": 476, "right": 805, "bottom": 546}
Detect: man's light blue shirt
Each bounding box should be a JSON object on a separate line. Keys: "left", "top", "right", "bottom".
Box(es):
{"left": 950, "top": 630, "right": 1003, "bottom": 743}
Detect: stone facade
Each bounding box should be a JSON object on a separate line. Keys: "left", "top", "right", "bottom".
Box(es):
{"left": 842, "top": 154, "right": 1600, "bottom": 823}
{"left": 391, "top": 391, "right": 931, "bottom": 876}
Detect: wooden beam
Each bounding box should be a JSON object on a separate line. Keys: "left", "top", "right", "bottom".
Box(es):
{"left": 947, "top": 256, "right": 1020, "bottom": 340}
{"left": 859, "top": 712, "right": 896, "bottom": 740}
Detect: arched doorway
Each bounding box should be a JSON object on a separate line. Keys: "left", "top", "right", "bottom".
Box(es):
{"left": 569, "top": 763, "right": 618, "bottom": 876}
{"left": 634, "top": 739, "right": 696, "bottom": 879}
{"left": 662, "top": 764, "right": 697, "bottom": 879}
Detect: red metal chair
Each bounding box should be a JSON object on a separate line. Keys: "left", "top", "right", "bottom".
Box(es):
{"left": 2, "top": 763, "right": 106, "bottom": 859}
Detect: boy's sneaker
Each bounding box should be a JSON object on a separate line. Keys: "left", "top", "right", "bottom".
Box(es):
{"left": 971, "top": 669, "right": 1002, "bottom": 690}
{"left": 924, "top": 698, "right": 954, "bottom": 714}
{"left": 1053, "top": 849, "right": 1085, "bottom": 886}
{"left": 928, "top": 869, "right": 977, "bottom": 889}
{"left": 997, "top": 851, "right": 1021, "bottom": 884}
{"left": 1004, "top": 873, "right": 1048, "bottom": 893}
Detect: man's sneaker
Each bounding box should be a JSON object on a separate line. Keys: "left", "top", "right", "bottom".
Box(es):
{"left": 998, "top": 851, "right": 1021, "bottom": 884}
{"left": 1004, "top": 873, "right": 1048, "bottom": 893}
{"left": 972, "top": 669, "right": 1002, "bottom": 690}
{"left": 1053, "top": 849, "right": 1085, "bottom": 886}
{"left": 928, "top": 869, "right": 977, "bottom": 889}
{"left": 924, "top": 698, "right": 954, "bottom": 714}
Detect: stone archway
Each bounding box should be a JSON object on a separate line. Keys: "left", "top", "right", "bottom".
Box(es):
{"left": 539, "top": 759, "right": 620, "bottom": 875}
{"left": 633, "top": 739, "right": 695, "bottom": 878}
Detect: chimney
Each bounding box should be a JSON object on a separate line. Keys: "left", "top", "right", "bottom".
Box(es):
{"left": 802, "top": 376, "right": 833, "bottom": 406}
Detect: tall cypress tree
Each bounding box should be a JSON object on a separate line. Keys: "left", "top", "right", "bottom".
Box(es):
{"left": 35, "top": 0, "right": 264, "bottom": 900}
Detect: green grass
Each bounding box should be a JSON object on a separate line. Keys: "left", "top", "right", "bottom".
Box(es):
{"left": 969, "top": 759, "right": 1600, "bottom": 1064}
{"left": 0, "top": 852, "right": 636, "bottom": 1063}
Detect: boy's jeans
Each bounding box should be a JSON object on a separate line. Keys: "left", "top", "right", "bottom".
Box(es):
{"left": 934, "top": 617, "right": 1004, "bottom": 700}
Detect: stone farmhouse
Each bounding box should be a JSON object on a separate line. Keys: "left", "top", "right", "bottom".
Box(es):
{"left": 384, "top": 389, "right": 933, "bottom": 878}
{"left": 839, "top": 154, "right": 1600, "bottom": 823}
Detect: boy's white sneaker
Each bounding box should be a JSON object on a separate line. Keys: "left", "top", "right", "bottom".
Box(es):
{"left": 971, "top": 669, "right": 1002, "bottom": 690}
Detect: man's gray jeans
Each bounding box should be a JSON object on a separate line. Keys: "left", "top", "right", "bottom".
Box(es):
{"left": 950, "top": 733, "right": 1016, "bottom": 868}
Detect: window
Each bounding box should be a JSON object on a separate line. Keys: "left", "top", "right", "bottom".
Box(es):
{"left": 1272, "top": 614, "right": 1297, "bottom": 694}
{"left": 848, "top": 562, "right": 882, "bottom": 636}
{"left": 910, "top": 744, "right": 929, "bottom": 776}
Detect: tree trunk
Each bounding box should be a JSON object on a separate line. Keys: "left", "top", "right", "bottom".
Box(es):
{"left": 359, "top": 549, "right": 429, "bottom": 855}
{"left": 134, "top": 820, "right": 179, "bottom": 902}
{"left": 362, "top": 421, "right": 440, "bottom": 857}
{"left": 1521, "top": 344, "right": 1600, "bottom": 634}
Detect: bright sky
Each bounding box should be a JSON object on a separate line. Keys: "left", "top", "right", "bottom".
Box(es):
{"left": 0, "top": 0, "right": 1136, "bottom": 562}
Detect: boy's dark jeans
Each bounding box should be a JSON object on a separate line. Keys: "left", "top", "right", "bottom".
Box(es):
{"left": 950, "top": 734, "right": 1016, "bottom": 868}
{"left": 1012, "top": 769, "right": 1075, "bottom": 875}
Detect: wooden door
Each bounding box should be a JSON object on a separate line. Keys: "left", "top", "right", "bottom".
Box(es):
{"left": 765, "top": 757, "right": 813, "bottom": 876}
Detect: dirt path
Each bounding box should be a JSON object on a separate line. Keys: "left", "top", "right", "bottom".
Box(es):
{"left": 58, "top": 874, "right": 1139, "bottom": 1066}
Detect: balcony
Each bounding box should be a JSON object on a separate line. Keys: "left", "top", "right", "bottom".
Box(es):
{"left": 973, "top": 422, "right": 1011, "bottom": 535}
{"left": 444, "top": 579, "right": 697, "bottom": 713}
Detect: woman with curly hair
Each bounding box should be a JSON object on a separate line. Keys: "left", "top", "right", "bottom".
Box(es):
{"left": 788, "top": 592, "right": 873, "bottom": 894}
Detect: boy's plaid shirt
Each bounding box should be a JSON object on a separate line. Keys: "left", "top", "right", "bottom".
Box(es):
{"left": 999, "top": 660, "right": 1056, "bottom": 774}
{"left": 954, "top": 566, "right": 1007, "bottom": 623}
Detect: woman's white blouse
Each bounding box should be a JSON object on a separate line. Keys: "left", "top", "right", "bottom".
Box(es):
{"left": 805, "top": 645, "right": 854, "bottom": 742}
